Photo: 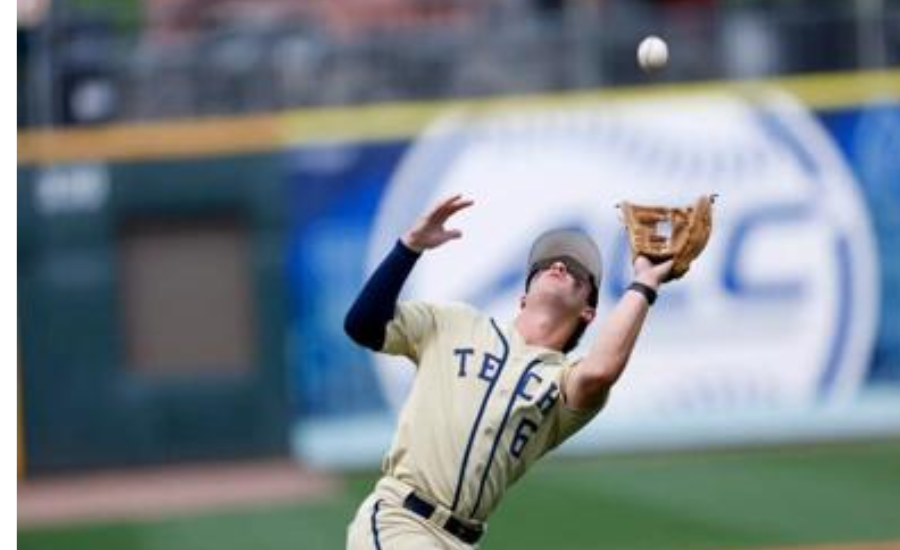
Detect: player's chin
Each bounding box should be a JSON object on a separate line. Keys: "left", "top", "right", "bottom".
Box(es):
{"left": 538, "top": 288, "right": 583, "bottom": 311}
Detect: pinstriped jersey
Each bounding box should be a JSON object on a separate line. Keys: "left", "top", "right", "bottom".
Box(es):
{"left": 380, "top": 300, "right": 603, "bottom": 522}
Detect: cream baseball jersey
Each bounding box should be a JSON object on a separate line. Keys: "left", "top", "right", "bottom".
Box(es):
{"left": 379, "top": 299, "right": 604, "bottom": 522}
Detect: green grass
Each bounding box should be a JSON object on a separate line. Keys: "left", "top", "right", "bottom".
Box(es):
{"left": 18, "top": 441, "right": 900, "bottom": 550}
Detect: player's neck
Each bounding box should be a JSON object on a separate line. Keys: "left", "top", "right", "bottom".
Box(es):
{"left": 513, "top": 306, "right": 575, "bottom": 352}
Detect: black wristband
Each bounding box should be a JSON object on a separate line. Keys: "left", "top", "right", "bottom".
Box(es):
{"left": 627, "top": 281, "right": 658, "bottom": 306}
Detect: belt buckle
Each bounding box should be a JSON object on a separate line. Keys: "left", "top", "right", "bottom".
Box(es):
{"left": 404, "top": 492, "right": 483, "bottom": 545}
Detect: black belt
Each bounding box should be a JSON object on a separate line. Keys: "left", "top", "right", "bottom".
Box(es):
{"left": 402, "top": 492, "right": 484, "bottom": 545}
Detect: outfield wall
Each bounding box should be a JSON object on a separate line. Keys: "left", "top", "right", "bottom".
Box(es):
{"left": 18, "top": 70, "right": 900, "bottom": 472}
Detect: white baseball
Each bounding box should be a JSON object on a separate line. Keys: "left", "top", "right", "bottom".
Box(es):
{"left": 637, "top": 36, "right": 669, "bottom": 73}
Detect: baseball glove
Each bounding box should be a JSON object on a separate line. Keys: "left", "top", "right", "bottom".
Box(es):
{"left": 618, "top": 195, "right": 716, "bottom": 280}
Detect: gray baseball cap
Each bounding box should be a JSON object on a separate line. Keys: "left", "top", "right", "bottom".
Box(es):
{"left": 527, "top": 228, "right": 603, "bottom": 286}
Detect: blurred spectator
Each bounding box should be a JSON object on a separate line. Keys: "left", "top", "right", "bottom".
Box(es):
{"left": 57, "top": 12, "right": 120, "bottom": 124}
{"left": 720, "top": 0, "right": 784, "bottom": 78}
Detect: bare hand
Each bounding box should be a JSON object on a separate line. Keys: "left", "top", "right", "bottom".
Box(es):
{"left": 402, "top": 195, "right": 474, "bottom": 252}
{"left": 633, "top": 256, "right": 674, "bottom": 290}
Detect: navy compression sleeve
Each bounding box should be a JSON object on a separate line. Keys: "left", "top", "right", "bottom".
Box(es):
{"left": 344, "top": 240, "right": 422, "bottom": 350}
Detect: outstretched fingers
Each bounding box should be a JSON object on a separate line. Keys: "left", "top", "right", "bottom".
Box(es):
{"left": 428, "top": 195, "right": 474, "bottom": 223}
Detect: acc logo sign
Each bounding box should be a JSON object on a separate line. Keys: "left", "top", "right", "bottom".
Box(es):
{"left": 368, "top": 91, "right": 879, "bottom": 421}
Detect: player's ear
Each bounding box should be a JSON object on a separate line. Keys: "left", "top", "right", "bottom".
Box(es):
{"left": 580, "top": 306, "right": 596, "bottom": 324}
{"left": 520, "top": 295, "right": 527, "bottom": 309}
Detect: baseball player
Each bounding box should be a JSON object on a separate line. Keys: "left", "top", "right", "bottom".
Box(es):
{"left": 344, "top": 194, "right": 674, "bottom": 549}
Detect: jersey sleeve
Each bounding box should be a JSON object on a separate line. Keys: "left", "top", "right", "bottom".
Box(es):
{"left": 547, "top": 360, "right": 608, "bottom": 450}
{"left": 381, "top": 300, "right": 441, "bottom": 362}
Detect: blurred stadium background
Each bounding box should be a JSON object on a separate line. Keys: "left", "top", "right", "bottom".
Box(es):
{"left": 16, "top": 0, "right": 900, "bottom": 549}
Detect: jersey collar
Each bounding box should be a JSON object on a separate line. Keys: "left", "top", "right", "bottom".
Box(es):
{"left": 506, "top": 321, "right": 566, "bottom": 363}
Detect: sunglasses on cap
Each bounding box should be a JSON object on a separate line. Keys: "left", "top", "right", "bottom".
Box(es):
{"left": 529, "top": 255, "right": 595, "bottom": 288}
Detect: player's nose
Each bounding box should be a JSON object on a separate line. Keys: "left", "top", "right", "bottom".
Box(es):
{"left": 550, "top": 261, "right": 568, "bottom": 275}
